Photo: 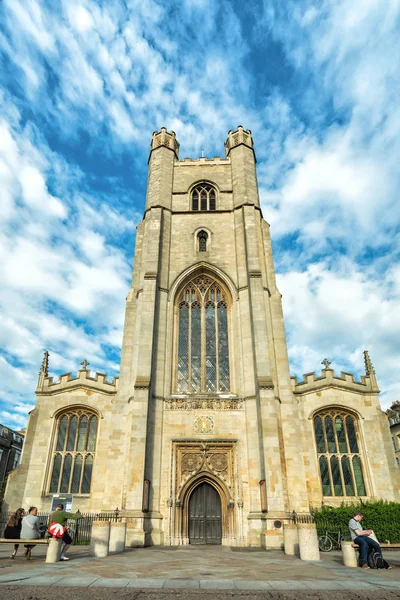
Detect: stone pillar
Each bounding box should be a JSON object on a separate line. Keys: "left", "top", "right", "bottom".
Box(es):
{"left": 46, "top": 538, "right": 62, "bottom": 563}
{"left": 283, "top": 523, "right": 299, "bottom": 556}
{"left": 342, "top": 541, "right": 358, "bottom": 568}
{"left": 298, "top": 523, "right": 320, "bottom": 561}
{"left": 89, "top": 520, "right": 111, "bottom": 558}
{"left": 109, "top": 521, "right": 126, "bottom": 554}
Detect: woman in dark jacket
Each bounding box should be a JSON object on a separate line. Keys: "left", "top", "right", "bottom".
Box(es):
{"left": 4, "top": 507, "right": 25, "bottom": 558}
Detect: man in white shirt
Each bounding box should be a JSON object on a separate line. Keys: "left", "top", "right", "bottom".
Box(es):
{"left": 348, "top": 511, "right": 382, "bottom": 569}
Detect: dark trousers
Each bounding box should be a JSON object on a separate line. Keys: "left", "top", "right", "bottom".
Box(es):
{"left": 354, "top": 536, "right": 381, "bottom": 565}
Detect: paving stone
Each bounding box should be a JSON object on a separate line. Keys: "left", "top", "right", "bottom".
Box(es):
{"left": 12, "top": 576, "right": 67, "bottom": 586}
{"left": 200, "top": 579, "right": 235, "bottom": 589}
{"left": 268, "top": 580, "right": 309, "bottom": 589}
{"left": 127, "top": 579, "right": 165, "bottom": 588}
{"left": 163, "top": 579, "right": 200, "bottom": 589}
{"left": 234, "top": 580, "right": 273, "bottom": 590}
{"left": 303, "top": 580, "right": 346, "bottom": 589}
{"left": 90, "top": 578, "right": 131, "bottom": 587}
{"left": 53, "top": 576, "right": 100, "bottom": 586}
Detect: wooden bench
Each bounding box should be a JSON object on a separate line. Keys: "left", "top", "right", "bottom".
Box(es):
{"left": 0, "top": 538, "right": 49, "bottom": 560}
{"left": 352, "top": 543, "right": 400, "bottom": 550}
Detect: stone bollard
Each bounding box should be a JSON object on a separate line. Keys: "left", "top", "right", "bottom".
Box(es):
{"left": 298, "top": 523, "right": 320, "bottom": 561}
{"left": 46, "top": 538, "right": 63, "bottom": 563}
{"left": 342, "top": 541, "right": 358, "bottom": 568}
{"left": 283, "top": 523, "right": 299, "bottom": 556}
{"left": 109, "top": 521, "right": 126, "bottom": 554}
{"left": 89, "top": 520, "right": 111, "bottom": 558}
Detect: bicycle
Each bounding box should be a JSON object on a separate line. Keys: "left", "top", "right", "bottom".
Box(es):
{"left": 318, "top": 528, "right": 345, "bottom": 552}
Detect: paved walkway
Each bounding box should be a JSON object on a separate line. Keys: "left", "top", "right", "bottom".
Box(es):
{"left": 0, "top": 544, "right": 400, "bottom": 590}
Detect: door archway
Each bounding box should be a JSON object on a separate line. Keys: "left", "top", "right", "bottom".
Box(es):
{"left": 188, "top": 482, "right": 222, "bottom": 544}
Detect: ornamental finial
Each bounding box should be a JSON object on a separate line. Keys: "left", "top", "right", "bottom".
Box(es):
{"left": 321, "top": 358, "right": 331, "bottom": 369}
{"left": 363, "top": 350, "right": 378, "bottom": 390}
{"left": 80, "top": 359, "right": 90, "bottom": 371}
{"left": 39, "top": 350, "right": 49, "bottom": 377}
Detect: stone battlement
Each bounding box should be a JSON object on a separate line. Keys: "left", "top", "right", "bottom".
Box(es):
{"left": 291, "top": 368, "right": 379, "bottom": 394}
{"left": 177, "top": 156, "right": 230, "bottom": 164}
{"left": 37, "top": 368, "right": 119, "bottom": 395}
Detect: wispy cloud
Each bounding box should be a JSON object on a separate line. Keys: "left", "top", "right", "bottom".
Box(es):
{"left": 0, "top": 0, "right": 399, "bottom": 428}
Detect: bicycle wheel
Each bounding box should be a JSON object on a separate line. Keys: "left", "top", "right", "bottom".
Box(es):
{"left": 318, "top": 535, "right": 333, "bottom": 552}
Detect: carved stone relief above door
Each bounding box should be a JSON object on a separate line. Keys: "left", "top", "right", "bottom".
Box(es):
{"left": 170, "top": 441, "right": 238, "bottom": 545}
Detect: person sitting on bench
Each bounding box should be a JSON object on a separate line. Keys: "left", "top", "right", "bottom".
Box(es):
{"left": 4, "top": 507, "right": 25, "bottom": 559}
{"left": 21, "top": 506, "right": 41, "bottom": 559}
{"left": 348, "top": 511, "right": 390, "bottom": 569}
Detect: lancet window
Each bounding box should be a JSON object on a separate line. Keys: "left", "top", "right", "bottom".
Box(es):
{"left": 176, "top": 275, "right": 230, "bottom": 393}
{"left": 49, "top": 408, "right": 98, "bottom": 495}
{"left": 198, "top": 230, "right": 208, "bottom": 252}
{"left": 192, "top": 184, "right": 216, "bottom": 211}
{"left": 314, "top": 409, "right": 367, "bottom": 497}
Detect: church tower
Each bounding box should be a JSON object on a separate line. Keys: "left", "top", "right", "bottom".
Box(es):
{"left": 5, "top": 127, "right": 398, "bottom": 549}
{"left": 104, "top": 126, "right": 310, "bottom": 546}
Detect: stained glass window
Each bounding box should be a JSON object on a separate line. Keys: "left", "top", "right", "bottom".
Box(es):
{"left": 313, "top": 409, "right": 367, "bottom": 498}
{"left": 314, "top": 417, "right": 326, "bottom": 453}
{"left": 319, "top": 456, "right": 332, "bottom": 496}
{"left": 191, "top": 184, "right": 217, "bottom": 211}
{"left": 49, "top": 410, "right": 98, "bottom": 494}
{"left": 176, "top": 275, "right": 230, "bottom": 393}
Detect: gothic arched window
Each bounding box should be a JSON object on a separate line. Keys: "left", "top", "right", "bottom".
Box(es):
{"left": 198, "top": 230, "right": 208, "bottom": 252}
{"left": 49, "top": 408, "right": 98, "bottom": 494}
{"left": 192, "top": 184, "right": 216, "bottom": 211}
{"left": 314, "top": 409, "right": 367, "bottom": 497}
{"left": 176, "top": 275, "right": 230, "bottom": 393}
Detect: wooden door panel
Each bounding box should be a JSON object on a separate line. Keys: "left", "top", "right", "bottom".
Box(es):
{"left": 189, "top": 482, "right": 222, "bottom": 545}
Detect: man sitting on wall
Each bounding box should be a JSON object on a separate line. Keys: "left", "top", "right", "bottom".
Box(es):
{"left": 348, "top": 511, "right": 390, "bottom": 569}
{"left": 48, "top": 503, "right": 84, "bottom": 561}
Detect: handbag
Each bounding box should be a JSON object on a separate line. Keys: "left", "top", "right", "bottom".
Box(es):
{"left": 47, "top": 513, "right": 66, "bottom": 539}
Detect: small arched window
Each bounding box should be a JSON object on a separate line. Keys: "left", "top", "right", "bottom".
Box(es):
{"left": 313, "top": 409, "right": 367, "bottom": 497}
{"left": 192, "top": 184, "right": 216, "bottom": 211}
{"left": 49, "top": 408, "right": 98, "bottom": 494}
{"left": 198, "top": 230, "right": 208, "bottom": 252}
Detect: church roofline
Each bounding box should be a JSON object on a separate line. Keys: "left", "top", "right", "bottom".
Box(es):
{"left": 291, "top": 368, "right": 379, "bottom": 395}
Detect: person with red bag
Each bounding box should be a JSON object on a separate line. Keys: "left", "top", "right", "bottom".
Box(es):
{"left": 48, "top": 503, "right": 84, "bottom": 561}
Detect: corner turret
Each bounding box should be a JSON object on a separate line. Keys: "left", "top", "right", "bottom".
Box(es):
{"left": 224, "top": 126, "right": 259, "bottom": 208}
{"left": 224, "top": 126, "right": 255, "bottom": 159}
{"left": 146, "top": 127, "right": 179, "bottom": 212}
{"left": 149, "top": 128, "right": 179, "bottom": 160}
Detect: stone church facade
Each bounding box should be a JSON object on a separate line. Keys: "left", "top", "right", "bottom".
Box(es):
{"left": 5, "top": 127, "right": 399, "bottom": 548}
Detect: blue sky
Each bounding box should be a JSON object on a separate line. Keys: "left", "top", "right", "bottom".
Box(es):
{"left": 1, "top": 0, "right": 400, "bottom": 429}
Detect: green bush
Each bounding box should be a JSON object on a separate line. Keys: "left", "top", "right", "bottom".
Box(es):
{"left": 312, "top": 500, "right": 400, "bottom": 543}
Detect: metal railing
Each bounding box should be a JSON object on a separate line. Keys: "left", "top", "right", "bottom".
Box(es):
{"left": 0, "top": 508, "right": 121, "bottom": 545}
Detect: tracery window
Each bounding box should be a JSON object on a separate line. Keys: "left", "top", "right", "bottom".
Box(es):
{"left": 192, "top": 184, "right": 216, "bottom": 211}
{"left": 176, "top": 275, "right": 230, "bottom": 393}
{"left": 198, "top": 230, "right": 208, "bottom": 252}
{"left": 49, "top": 408, "right": 98, "bottom": 494}
{"left": 314, "top": 409, "right": 367, "bottom": 497}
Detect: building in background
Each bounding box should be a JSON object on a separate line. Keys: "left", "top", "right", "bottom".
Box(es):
{"left": 0, "top": 424, "right": 24, "bottom": 491}
{"left": 387, "top": 402, "right": 400, "bottom": 466}
{"left": 4, "top": 127, "right": 400, "bottom": 548}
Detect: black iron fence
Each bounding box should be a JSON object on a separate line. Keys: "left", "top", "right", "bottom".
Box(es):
{"left": 0, "top": 509, "right": 121, "bottom": 545}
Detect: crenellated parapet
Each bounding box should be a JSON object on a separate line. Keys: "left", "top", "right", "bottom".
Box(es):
{"left": 178, "top": 156, "right": 230, "bottom": 165}
{"left": 37, "top": 369, "right": 118, "bottom": 395}
{"left": 291, "top": 351, "right": 380, "bottom": 395}
{"left": 36, "top": 353, "right": 118, "bottom": 396}
{"left": 291, "top": 368, "right": 379, "bottom": 395}
{"left": 224, "top": 126, "right": 255, "bottom": 158}
{"left": 150, "top": 127, "right": 179, "bottom": 159}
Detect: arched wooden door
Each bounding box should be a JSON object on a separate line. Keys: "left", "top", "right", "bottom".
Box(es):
{"left": 188, "top": 482, "right": 222, "bottom": 544}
